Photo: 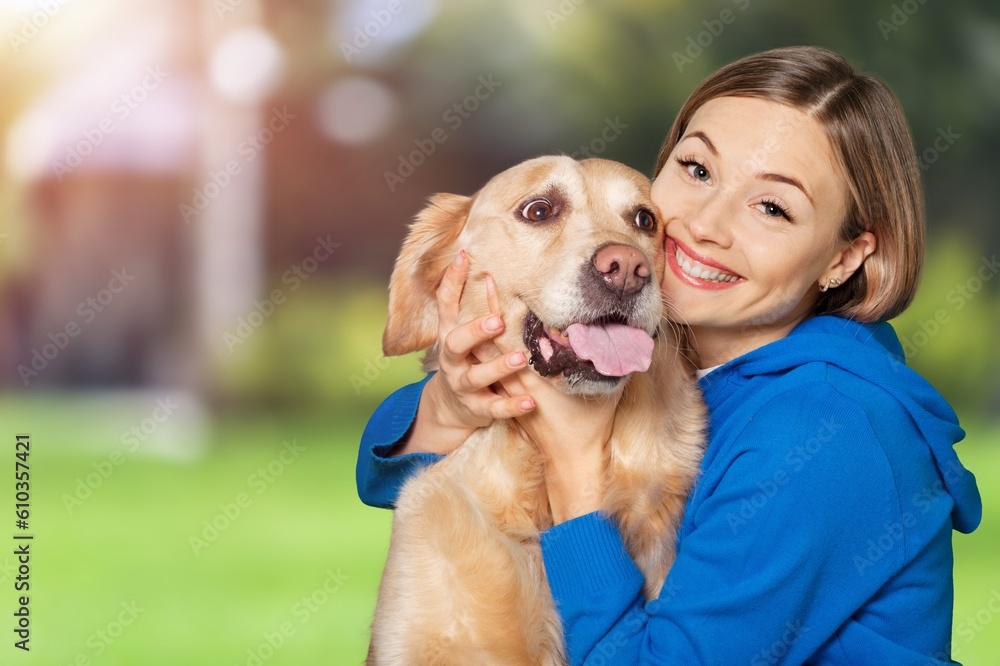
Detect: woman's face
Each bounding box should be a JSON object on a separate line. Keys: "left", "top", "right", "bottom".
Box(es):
{"left": 652, "top": 96, "right": 854, "bottom": 363}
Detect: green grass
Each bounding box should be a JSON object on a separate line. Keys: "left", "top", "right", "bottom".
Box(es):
{"left": 0, "top": 396, "right": 392, "bottom": 665}
{"left": 0, "top": 396, "right": 996, "bottom": 665}
{"left": 947, "top": 429, "right": 1000, "bottom": 665}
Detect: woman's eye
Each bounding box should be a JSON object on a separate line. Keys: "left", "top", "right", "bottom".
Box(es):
{"left": 756, "top": 200, "right": 793, "bottom": 221}
{"left": 521, "top": 199, "right": 553, "bottom": 222}
{"left": 676, "top": 157, "right": 711, "bottom": 183}
{"left": 634, "top": 208, "right": 656, "bottom": 231}
{"left": 689, "top": 164, "right": 710, "bottom": 181}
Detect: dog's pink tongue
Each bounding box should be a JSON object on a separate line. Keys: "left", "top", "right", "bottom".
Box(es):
{"left": 565, "top": 323, "right": 654, "bottom": 376}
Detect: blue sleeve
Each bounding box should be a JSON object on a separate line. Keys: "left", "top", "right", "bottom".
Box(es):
{"left": 356, "top": 374, "right": 443, "bottom": 509}
{"left": 540, "top": 385, "right": 913, "bottom": 664}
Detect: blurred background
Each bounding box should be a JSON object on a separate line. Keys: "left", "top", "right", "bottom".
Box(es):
{"left": 0, "top": 0, "right": 997, "bottom": 663}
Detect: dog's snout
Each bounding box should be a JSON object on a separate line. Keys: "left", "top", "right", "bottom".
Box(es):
{"left": 592, "top": 244, "right": 651, "bottom": 296}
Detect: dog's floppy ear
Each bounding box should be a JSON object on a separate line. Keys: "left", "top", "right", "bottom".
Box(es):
{"left": 383, "top": 193, "right": 473, "bottom": 356}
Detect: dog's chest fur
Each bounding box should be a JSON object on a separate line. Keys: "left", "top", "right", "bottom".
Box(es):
{"left": 374, "top": 424, "right": 565, "bottom": 665}
{"left": 369, "top": 336, "right": 706, "bottom": 666}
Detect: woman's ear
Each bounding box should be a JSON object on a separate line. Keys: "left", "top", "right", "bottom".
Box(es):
{"left": 823, "top": 231, "right": 876, "bottom": 284}
{"left": 382, "top": 193, "right": 473, "bottom": 357}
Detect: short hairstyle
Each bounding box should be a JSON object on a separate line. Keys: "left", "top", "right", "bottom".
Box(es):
{"left": 653, "top": 46, "right": 924, "bottom": 322}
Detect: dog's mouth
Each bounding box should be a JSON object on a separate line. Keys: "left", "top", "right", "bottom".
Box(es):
{"left": 523, "top": 311, "right": 655, "bottom": 382}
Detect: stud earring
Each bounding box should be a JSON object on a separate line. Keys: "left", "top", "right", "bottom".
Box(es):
{"left": 819, "top": 277, "right": 843, "bottom": 293}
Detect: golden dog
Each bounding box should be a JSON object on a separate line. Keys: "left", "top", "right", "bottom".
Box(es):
{"left": 368, "top": 156, "right": 705, "bottom": 665}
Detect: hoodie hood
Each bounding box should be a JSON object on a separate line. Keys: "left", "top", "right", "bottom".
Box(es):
{"left": 712, "top": 315, "right": 982, "bottom": 534}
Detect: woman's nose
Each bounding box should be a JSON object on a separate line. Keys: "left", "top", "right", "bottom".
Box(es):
{"left": 683, "top": 192, "right": 734, "bottom": 248}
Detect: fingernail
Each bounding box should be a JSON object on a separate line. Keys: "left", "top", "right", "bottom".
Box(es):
{"left": 519, "top": 398, "right": 535, "bottom": 411}
{"left": 508, "top": 352, "right": 525, "bottom": 367}
{"left": 484, "top": 316, "right": 503, "bottom": 331}
{"left": 485, "top": 274, "right": 495, "bottom": 295}
{"left": 453, "top": 250, "right": 465, "bottom": 267}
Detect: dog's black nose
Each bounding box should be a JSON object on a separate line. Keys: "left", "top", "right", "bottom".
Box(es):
{"left": 592, "top": 244, "right": 651, "bottom": 296}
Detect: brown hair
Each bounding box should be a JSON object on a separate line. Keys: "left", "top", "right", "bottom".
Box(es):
{"left": 653, "top": 46, "right": 924, "bottom": 322}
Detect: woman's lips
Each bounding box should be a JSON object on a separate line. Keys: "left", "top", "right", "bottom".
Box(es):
{"left": 666, "top": 237, "right": 744, "bottom": 290}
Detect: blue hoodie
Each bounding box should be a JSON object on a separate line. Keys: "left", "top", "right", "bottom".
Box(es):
{"left": 356, "top": 315, "right": 982, "bottom": 665}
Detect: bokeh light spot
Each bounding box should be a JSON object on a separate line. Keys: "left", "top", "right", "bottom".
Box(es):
{"left": 315, "top": 76, "right": 398, "bottom": 145}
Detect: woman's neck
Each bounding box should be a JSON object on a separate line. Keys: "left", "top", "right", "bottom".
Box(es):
{"left": 690, "top": 317, "right": 806, "bottom": 369}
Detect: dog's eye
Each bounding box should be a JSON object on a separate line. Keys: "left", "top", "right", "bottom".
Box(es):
{"left": 634, "top": 208, "right": 656, "bottom": 232}
{"left": 521, "top": 199, "right": 553, "bottom": 222}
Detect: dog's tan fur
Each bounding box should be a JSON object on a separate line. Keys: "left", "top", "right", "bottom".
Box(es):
{"left": 369, "top": 156, "right": 706, "bottom": 665}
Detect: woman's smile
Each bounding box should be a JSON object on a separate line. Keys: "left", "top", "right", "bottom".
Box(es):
{"left": 665, "top": 236, "right": 744, "bottom": 289}
{"left": 650, "top": 96, "right": 871, "bottom": 366}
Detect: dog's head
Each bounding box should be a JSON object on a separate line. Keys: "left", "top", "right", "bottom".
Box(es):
{"left": 383, "top": 155, "right": 665, "bottom": 396}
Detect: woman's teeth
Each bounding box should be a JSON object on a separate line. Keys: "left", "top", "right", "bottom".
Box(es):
{"left": 675, "top": 247, "right": 739, "bottom": 283}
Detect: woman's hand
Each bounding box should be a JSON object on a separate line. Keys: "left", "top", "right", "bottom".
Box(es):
{"left": 391, "top": 251, "right": 537, "bottom": 457}
{"left": 511, "top": 376, "right": 616, "bottom": 524}
{"left": 480, "top": 279, "right": 618, "bottom": 525}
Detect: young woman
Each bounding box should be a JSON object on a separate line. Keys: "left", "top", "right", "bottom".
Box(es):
{"left": 356, "top": 46, "right": 981, "bottom": 664}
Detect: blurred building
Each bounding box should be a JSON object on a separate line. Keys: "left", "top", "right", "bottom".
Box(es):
{"left": 0, "top": 0, "right": 995, "bottom": 415}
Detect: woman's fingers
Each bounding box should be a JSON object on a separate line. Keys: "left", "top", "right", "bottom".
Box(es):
{"left": 464, "top": 349, "right": 528, "bottom": 392}
{"left": 433, "top": 266, "right": 536, "bottom": 419}
{"left": 466, "top": 391, "right": 536, "bottom": 420}
{"left": 485, "top": 274, "right": 501, "bottom": 315}
{"left": 440, "top": 270, "right": 512, "bottom": 369}
{"left": 436, "top": 250, "right": 468, "bottom": 332}
{"left": 441, "top": 314, "right": 506, "bottom": 367}
{"left": 483, "top": 274, "right": 517, "bottom": 358}
{"left": 476, "top": 273, "right": 535, "bottom": 406}
{"left": 490, "top": 394, "right": 536, "bottom": 418}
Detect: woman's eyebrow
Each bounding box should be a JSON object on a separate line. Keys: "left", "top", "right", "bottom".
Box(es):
{"left": 757, "top": 172, "right": 814, "bottom": 205}
{"left": 685, "top": 130, "right": 719, "bottom": 156}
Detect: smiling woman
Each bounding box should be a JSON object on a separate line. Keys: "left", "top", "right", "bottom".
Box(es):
{"left": 357, "top": 46, "right": 981, "bottom": 665}
{"left": 654, "top": 95, "right": 875, "bottom": 366}
{"left": 653, "top": 50, "right": 924, "bottom": 323}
